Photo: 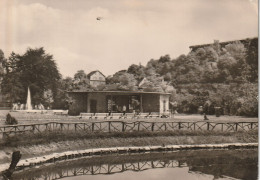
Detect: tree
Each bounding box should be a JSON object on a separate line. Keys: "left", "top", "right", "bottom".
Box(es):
{"left": 127, "top": 64, "right": 146, "bottom": 81}
{"left": 1, "top": 48, "right": 61, "bottom": 107}
{"left": 1, "top": 52, "right": 24, "bottom": 103}
{"left": 246, "top": 38, "right": 258, "bottom": 82}
{"left": 0, "top": 49, "right": 5, "bottom": 77}
{"left": 73, "top": 70, "right": 91, "bottom": 90}
{"left": 107, "top": 71, "right": 137, "bottom": 91}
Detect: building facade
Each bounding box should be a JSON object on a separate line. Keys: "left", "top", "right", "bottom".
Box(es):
{"left": 87, "top": 70, "right": 106, "bottom": 87}
{"left": 68, "top": 91, "right": 170, "bottom": 115}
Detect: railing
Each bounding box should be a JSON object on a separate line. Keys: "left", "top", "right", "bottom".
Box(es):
{"left": 0, "top": 121, "right": 258, "bottom": 138}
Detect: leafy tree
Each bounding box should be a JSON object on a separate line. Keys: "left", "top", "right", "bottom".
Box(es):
{"left": 246, "top": 38, "right": 258, "bottom": 82}
{"left": 61, "top": 77, "right": 74, "bottom": 91}
{"left": 0, "top": 49, "right": 5, "bottom": 77}
{"left": 1, "top": 52, "right": 24, "bottom": 103}
{"left": 107, "top": 71, "right": 137, "bottom": 91}
{"left": 127, "top": 64, "right": 146, "bottom": 81}
{"left": 1, "top": 48, "right": 61, "bottom": 107}
{"left": 72, "top": 70, "right": 91, "bottom": 90}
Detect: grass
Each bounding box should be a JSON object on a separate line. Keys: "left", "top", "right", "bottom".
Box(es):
{"left": 0, "top": 129, "right": 257, "bottom": 147}
{"left": 0, "top": 110, "right": 258, "bottom": 126}
{"left": 0, "top": 129, "right": 257, "bottom": 164}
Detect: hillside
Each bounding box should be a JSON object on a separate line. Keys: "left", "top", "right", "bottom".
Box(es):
{"left": 107, "top": 38, "right": 258, "bottom": 116}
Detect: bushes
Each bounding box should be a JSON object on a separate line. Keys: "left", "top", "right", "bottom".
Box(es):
{"left": 174, "top": 83, "right": 258, "bottom": 117}
{"left": 5, "top": 113, "right": 18, "bottom": 125}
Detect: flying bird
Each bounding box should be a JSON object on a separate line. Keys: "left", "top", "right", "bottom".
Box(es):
{"left": 96, "top": 17, "right": 103, "bottom": 21}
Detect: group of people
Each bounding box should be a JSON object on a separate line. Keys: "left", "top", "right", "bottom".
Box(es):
{"left": 12, "top": 103, "right": 45, "bottom": 110}
{"left": 111, "top": 105, "right": 127, "bottom": 114}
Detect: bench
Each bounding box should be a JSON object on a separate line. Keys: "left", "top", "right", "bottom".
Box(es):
{"left": 123, "top": 113, "right": 135, "bottom": 119}
{"left": 111, "top": 113, "right": 124, "bottom": 119}
{"left": 148, "top": 112, "right": 161, "bottom": 118}
{"left": 79, "top": 113, "right": 94, "bottom": 119}
{"left": 161, "top": 112, "right": 171, "bottom": 118}
{"left": 26, "top": 110, "right": 48, "bottom": 114}
{"left": 61, "top": 110, "right": 68, "bottom": 116}
{"left": 53, "top": 110, "right": 68, "bottom": 116}
{"left": 93, "top": 113, "right": 110, "bottom": 120}
{"left": 136, "top": 113, "right": 150, "bottom": 119}
{"left": 26, "top": 110, "right": 38, "bottom": 113}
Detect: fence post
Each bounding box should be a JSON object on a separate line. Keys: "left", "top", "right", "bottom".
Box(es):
{"left": 235, "top": 123, "right": 238, "bottom": 131}
{"left": 138, "top": 122, "right": 140, "bottom": 131}
{"left": 122, "top": 122, "right": 125, "bottom": 132}
{"left": 32, "top": 125, "right": 35, "bottom": 133}
{"left": 164, "top": 123, "right": 167, "bottom": 131}
{"left": 92, "top": 123, "right": 95, "bottom": 132}
{"left": 178, "top": 122, "right": 181, "bottom": 130}
{"left": 207, "top": 122, "right": 209, "bottom": 131}
{"left": 108, "top": 122, "right": 111, "bottom": 132}
{"left": 250, "top": 122, "right": 253, "bottom": 130}
{"left": 151, "top": 122, "right": 154, "bottom": 131}
{"left": 75, "top": 124, "right": 77, "bottom": 132}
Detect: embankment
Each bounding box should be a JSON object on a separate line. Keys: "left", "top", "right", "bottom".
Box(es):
{"left": 0, "top": 130, "right": 257, "bottom": 169}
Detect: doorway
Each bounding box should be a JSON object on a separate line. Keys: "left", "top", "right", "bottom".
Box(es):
{"left": 90, "top": 100, "right": 97, "bottom": 113}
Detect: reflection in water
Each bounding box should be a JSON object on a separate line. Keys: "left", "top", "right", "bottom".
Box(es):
{"left": 66, "top": 167, "right": 214, "bottom": 180}
{"left": 12, "top": 149, "right": 258, "bottom": 180}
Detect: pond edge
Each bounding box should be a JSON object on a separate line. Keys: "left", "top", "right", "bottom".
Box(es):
{"left": 0, "top": 142, "right": 258, "bottom": 173}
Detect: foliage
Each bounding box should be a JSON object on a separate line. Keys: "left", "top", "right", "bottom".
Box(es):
{"left": 106, "top": 71, "right": 138, "bottom": 91}
{"left": 1, "top": 48, "right": 61, "bottom": 107}
{"left": 5, "top": 113, "right": 18, "bottom": 125}
{"left": 60, "top": 39, "right": 257, "bottom": 116}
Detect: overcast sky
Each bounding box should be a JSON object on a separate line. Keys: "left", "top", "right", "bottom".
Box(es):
{"left": 0, "top": 0, "right": 258, "bottom": 77}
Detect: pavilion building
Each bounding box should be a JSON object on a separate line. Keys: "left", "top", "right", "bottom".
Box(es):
{"left": 68, "top": 91, "right": 170, "bottom": 115}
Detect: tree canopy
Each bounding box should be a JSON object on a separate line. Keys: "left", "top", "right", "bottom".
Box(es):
{"left": 1, "top": 48, "right": 61, "bottom": 107}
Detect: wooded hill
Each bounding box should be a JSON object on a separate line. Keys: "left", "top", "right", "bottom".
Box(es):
{"left": 105, "top": 37, "right": 258, "bottom": 116}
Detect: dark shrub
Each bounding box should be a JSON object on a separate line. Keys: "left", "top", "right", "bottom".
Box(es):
{"left": 5, "top": 113, "right": 18, "bottom": 125}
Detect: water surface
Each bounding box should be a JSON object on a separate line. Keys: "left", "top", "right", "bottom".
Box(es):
{"left": 12, "top": 149, "right": 258, "bottom": 180}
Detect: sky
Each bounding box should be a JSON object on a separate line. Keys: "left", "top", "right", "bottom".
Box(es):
{"left": 0, "top": 0, "right": 258, "bottom": 78}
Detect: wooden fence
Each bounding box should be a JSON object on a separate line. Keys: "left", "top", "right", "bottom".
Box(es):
{"left": 0, "top": 121, "right": 258, "bottom": 138}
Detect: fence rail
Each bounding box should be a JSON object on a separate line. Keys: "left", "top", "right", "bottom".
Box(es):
{"left": 0, "top": 121, "right": 258, "bottom": 138}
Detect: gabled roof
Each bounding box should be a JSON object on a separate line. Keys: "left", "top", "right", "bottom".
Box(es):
{"left": 87, "top": 70, "right": 106, "bottom": 78}
{"left": 138, "top": 77, "right": 149, "bottom": 87}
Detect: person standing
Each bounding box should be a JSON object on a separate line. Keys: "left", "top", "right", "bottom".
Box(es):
{"left": 123, "top": 105, "right": 126, "bottom": 115}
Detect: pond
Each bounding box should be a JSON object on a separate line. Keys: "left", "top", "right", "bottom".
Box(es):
{"left": 12, "top": 149, "right": 258, "bottom": 180}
